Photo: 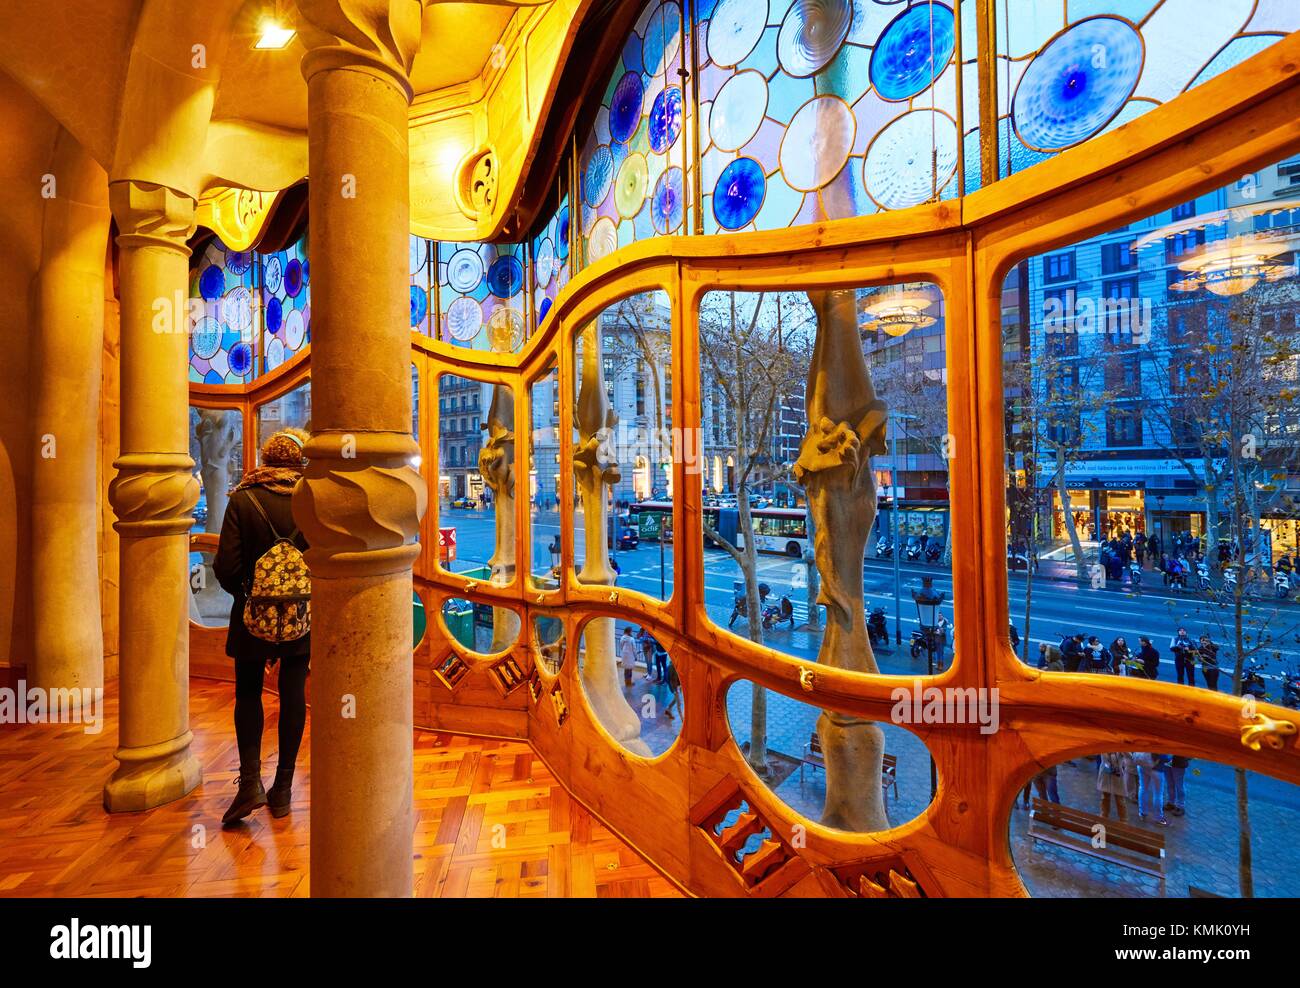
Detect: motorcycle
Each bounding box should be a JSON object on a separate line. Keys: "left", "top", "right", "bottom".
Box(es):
{"left": 1165, "top": 560, "right": 1187, "bottom": 590}
{"left": 904, "top": 536, "right": 924, "bottom": 562}
{"left": 924, "top": 540, "right": 943, "bottom": 564}
{"left": 1196, "top": 559, "right": 1211, "bottom": 591}
{"left": 1127, "top": 561, "right": 1142, "bottom": 590}
{"left": 876, "top": 536, "right": 894, "bottom": 560}
{"left": 867, "top": 606, "right": 889, "bottom": 648}
{"left": 1242, "top": 662, "right": 1269, "bottom": 701}
{"left": 761, "top": 595, "right": 795, "bottom": 631}
{"left": 1282, "top": 670, "right": 1300, "bottom": 710}
{"left": 1275, "top": 570, "right": 1291, "bottom": 600}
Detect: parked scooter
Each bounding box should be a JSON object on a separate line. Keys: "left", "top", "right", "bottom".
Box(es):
{"left": 1127, "top": 560, "right": 1143, "bottom": 590}
{"left": 1275, "top": 569, "right": 1291, "bottom": 600}
{"left": 1242, "top": 661, "right": 1269, "bottom": 701}
{"left": 1282, "top": 670, "right": 1300, "bottom": 710}
{"left": 924, "top": 539, "right": 943, "bottom": 563}
{"left": 904, "top": 535, "right": 924, "bottom": 562}
{"left": 761, "top": 595, "right": 795, "bottom": 631}
{"left": 867, "top": 606, "right": 889, "bottom": 648}
{"left": 1196, "top": 559, "right": 1211, "bottom": 591}
{"left": 876, "top": 536, "right": 894, "bottom": 559}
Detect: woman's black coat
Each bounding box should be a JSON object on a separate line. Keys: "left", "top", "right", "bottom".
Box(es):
{"left": 212, "top": 485, "right": 311, "bottom": 662}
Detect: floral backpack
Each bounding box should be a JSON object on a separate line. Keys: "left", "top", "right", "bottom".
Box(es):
{"left": 242, "top": 491, "right": 311, "bottom": 643}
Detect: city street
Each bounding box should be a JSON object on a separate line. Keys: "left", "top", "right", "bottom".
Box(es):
{"left": 440, "top": 505, "right": 1300, "bottom": 694}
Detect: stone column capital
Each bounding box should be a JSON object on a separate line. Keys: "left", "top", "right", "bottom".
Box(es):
{"left": 109, "top": 453, "right": 201, "bottom": 537}
{"left": 292, "top": 430, "right": 427, "bottom": 579}
{"left": 295, "top": 0, "right": 427, "bottom": 99}
{"left": 109, "top": 180, "right": 196, "bottom": 254}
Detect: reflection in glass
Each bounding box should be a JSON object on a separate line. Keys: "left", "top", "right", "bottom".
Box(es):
{"left": 256, "top": 380, "right": 311, "bottom": 458}
{"left": 1003, "top": 160, "right": 1300, "bottom": 706}
{"left": 189, "top": 407, "right": 243, "bottom": 535}
{"left": 188, "top": 548, "right": 233, "bottom": 628}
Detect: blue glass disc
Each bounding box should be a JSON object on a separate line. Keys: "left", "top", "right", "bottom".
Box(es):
{"left": 228, "top": 341, "right": 253, "bottom": 377}
{"left": 713, "top": 157, "right": 765, "bottom": 230}
{"left": 266, "top": 296, "right": 283, "bottom": 334}
{"left": 225, "top": 250, "right": 252, "bottom": 276}
{"left": 609, "top": 71, "right": 645, "bottom": 144}
{"left": 648, "top": 86, "right": 683, "bottom": 154}
{"left": 199, "top": 265, "right": 225, "bottom": 301}
{"left": 869, "top": 2, "right": 956, "bottom": 101}
{"left": 584, "top": 145, "right": 615, "bottom": 207}
{"left": 1012, "top": 16, "right": 1144, "bottom": 152}
{"left": 652, "top": 167, "right": 685, "bottom": 234}
{"left": 538, "top": 297, "right": 553, "bottom": 325}
{"left": 410, "top": 285, "right": 428, "bottom": 327}
{"left": 557, "top": 205, "right": 571, "bottom": 259}
{"left": 486, "top": 255, "right": 524, "bottom": 299}
{"left": 284, "top": 258, "right": 303, "bottom": 298}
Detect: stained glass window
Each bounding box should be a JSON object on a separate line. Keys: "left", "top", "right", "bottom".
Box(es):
{"left": 187, "top": 233, "right": 311, "bottom": 382}
{"left": 261, "top": 234, "right": 311, "bottom": 373}
{"left": 996, "top": 0, "right": 1300, "bottom": 178}
{"left": 435, "top": 241, "right": 528, "bottom": 352}
{"left": 531, "top": 195, "right": 572, "bottom": 328}
{"left": 579, "top": 1, "right": 688, "bottom": 264}
{"left": 188, "top": 238, "right": 256, "bottom": 384}
{"left": 697, "top": 0, "right": 964, "bottom": 231}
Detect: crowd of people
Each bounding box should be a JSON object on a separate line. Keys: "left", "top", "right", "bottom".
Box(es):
{"left": 1019, "top": 750, "right": 1193, "bottom": 828}
{"left": 618, "top": 626, "right": 681, "bottom": 720}
{"left": 1036, "top": 627, "right": 1220, "bottom": 689}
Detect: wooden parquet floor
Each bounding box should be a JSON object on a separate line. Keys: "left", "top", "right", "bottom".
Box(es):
{"left": 0, "top": 680, "right": 682, "bottom": 898}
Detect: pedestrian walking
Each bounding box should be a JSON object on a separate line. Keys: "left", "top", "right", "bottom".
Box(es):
{"left": 1164, "top": 755, "right": 1189, "bottom": 817}
{"left": 663, "top": 658, "right": 682, "bottom": 720}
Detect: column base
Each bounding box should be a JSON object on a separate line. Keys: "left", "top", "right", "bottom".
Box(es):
{"left": 103, "top": 732, "right": 202, "bottom": 813}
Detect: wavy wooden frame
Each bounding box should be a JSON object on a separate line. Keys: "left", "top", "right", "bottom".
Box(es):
{"left": 187, "top": 34, "right": 1300, "bottom": 897}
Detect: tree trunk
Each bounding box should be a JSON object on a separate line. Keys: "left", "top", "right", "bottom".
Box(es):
{"left": 1236, "top": 767, "right": 1254, "bottom": 898}
{"left": 738, "top": 490, "right": 769, "bottom": 775}
{"left": 1055, "top": 452, "right": 1086, "bottom": 581}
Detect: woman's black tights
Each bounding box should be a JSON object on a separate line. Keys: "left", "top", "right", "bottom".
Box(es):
{"left": 233, "top": 655, "right": 310, "bottom": 778}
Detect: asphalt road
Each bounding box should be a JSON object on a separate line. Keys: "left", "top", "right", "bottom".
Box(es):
{"left": 438, "top": 505, "right": 1300, "bottom": 696}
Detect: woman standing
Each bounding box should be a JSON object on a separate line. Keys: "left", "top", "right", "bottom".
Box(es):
{"left": 213, "top": 428, "right": 312, "bottom": 826}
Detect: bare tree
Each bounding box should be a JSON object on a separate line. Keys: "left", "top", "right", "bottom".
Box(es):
{"left": 698, "top": 290, "right": 813, "bottom": 776}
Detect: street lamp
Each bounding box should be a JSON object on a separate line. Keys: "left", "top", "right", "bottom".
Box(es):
{"left": 911, "top": 575, "right": 946, "bottom": 798}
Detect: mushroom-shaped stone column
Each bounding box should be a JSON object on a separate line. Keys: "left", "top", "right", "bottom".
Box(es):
{"left": 291, "top": 0, "right": 428, "bottom": 897}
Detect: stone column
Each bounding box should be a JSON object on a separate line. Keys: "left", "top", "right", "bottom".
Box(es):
{"left": 574, "top": 324, "right": 650, "bottom": 756}
{"left": 104, "top": 179, "right": 202, "bottom": 812}
{"left": 29, "top": 133, "right": 109, "bottom": 696}
{"left": 292, "top": 0, "right": 427, "bottom": 898}
{"left": 795, "top": 289, "right": 890, "bottom": 832}
{"left": 480, "top": 380, "right": 521, "bottom": 651}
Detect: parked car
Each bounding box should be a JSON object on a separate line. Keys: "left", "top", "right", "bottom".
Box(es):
{"left": 451, "top": 495, "right": 475, "bottom": 509}
{"left": 616, "top": 527, "right": 639, "bottom": 550}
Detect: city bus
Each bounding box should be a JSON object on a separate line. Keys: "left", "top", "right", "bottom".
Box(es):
{"left": 630, "top": 500, "right": 810, "bottom": 557}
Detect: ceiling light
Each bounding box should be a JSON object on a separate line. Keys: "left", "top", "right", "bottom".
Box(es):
{"left": 254, "top": 21, "right": 296, "bottom": 50}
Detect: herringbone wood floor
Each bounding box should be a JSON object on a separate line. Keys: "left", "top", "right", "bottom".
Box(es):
{"left": 0, "top": 680, "right": 681, "bottom": 898}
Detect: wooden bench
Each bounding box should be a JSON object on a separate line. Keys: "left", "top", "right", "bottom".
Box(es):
{"left": 799, "top": 733, "right": 898, "bottom": 801}
{"left": 1028, "top": 797, "right": 1167, "bottom": 896}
